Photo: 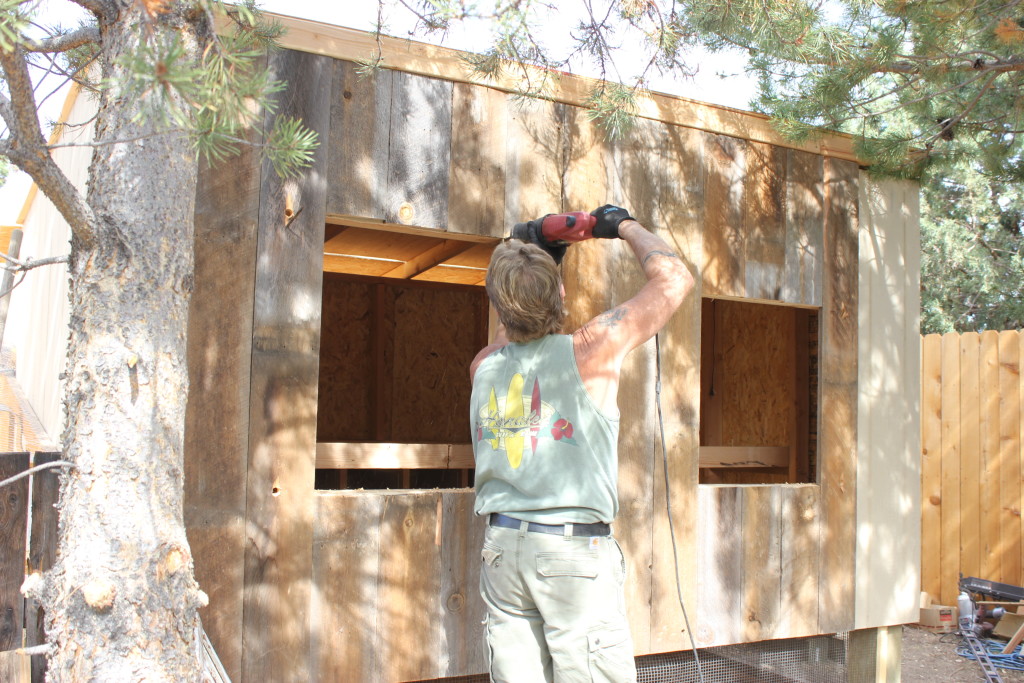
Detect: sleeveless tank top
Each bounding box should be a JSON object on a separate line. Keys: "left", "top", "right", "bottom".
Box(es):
{"left": 471, "top": 334, "right": 620, "bottom": 524}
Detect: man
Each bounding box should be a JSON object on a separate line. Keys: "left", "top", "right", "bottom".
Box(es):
{"left": 469, "top": 205, "right": 694, "bottom": 682}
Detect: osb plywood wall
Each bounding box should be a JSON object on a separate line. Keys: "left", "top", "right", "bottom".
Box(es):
{"left": 316, "top": 273, "right": 487, "bottom": 444}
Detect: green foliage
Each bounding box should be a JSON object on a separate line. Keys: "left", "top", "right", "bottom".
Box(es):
{"left": 0, "top": 0, "right": 28, "bottom": 52}
{"left": 104, "top": 0, "right": 316, "bottom": 176}
{"left": 919, "top": 159, "right": 1024, "bottom": 333}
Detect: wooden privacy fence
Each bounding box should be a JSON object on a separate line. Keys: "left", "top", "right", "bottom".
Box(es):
{"left": 921, "top": 331, "right": 1023, "bottom": 607}
{"left": 0, "top": 452, "right": 60, "bottom": 683}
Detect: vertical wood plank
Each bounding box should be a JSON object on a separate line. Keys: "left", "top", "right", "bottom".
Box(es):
{"left": 386, "top": 71, "right": 453, "bottom": 228}
{"left": 783, "top": 150, "right": 824, "bottom": 307}
{"left": 242, "top": 48, "right": 331, "bottom": 683}
{"left": 742, "top": 486, "right": 781, "bottom": 641}
{"left": 743, "top": 141, "right": 787, "bottom": 301}
{"left": 504, "top": 96, "right": 564, "bottom": 229}
{"left": 184, "top": 71, "right": 263, "bottom": 679}
{"left": 26, "top": 453, "right": 59, "bottom": 681}
{"left": 0, "top": 453, "right": 28, "bottom": 653}
{"left": 448, "top": 83, "right": 507, "bottom": 238}
{"left": 920, "top": 333, "right": 943, "bottom": 601}
{"left": 439, "top": 491, "right": 486, "bottom": 676}
{"left": 939, "top": 332, "right": 962, "bottom": 606}
{"left": 378, "top": 493, "right": 443, "bottom": 682}
{"left": 959, "top": 333, "right": 981, "bottom": 586}
{"left": 980, "top": 330, "right": 1001, "bottom": 583}
{"left": 325, "top": 60, "right": 392, "bottom": 220}
{"left": 560, "top": 105, "right": 660, "bottom": 652}
{"left": 1020, "top": 331, "right": 1024, "bottom": 580}
{"left": 999, "top": 331, "right": 1021, "bottom": 585}
{"left": 311, "top": 494, "right": 384, "bottom": 682}
{"left": 627, "top": 120, "right": 704, "bottom": 654}
{"left": 779, "top": 485, "right": 820, "bottom": 637}
{"left": 818, "top": 157, "right": 858, "bottom": 633}
{"left": 696, "top": 486, "right": 743, "bottom": 646}
{"left": 702, "top": 134, "right": 745, "bottom": 298}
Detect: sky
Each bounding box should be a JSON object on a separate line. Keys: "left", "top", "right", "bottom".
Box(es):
{"left": 0, "top": 0, "right": 756, "bottom": 224}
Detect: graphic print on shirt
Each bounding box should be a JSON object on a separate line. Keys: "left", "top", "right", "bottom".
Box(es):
{"left": 475, "top": 373, "right": 577, "bottom": 468}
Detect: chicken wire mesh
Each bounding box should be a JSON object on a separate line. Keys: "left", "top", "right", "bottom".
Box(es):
{"left": 414, "top": 630, "right": 883, "bottom": 683}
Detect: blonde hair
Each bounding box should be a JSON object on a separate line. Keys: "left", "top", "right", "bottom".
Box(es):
{"left": 486, "top": 240, "right": 567, "bottom": 342}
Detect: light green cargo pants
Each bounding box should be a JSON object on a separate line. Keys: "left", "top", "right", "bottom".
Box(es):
{"left": 479, "top": 519, "right": 637, "bottom": 682}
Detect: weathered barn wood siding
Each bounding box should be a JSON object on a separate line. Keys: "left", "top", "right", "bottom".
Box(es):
{"left": 285, "top": 48, "right": 861, "bottom": 678}
{"left": 175, "top": 33, "right": 893, "bottom": 677}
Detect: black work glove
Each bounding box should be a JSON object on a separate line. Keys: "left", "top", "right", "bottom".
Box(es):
{"left": 521, "top": 215, "right": 568, "bottom": 265}
{"left": 590, "top": 205, "right": 635, "bottom": 238}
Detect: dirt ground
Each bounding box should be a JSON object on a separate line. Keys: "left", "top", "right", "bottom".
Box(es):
{"left": 902, "top": 625, "right": 1024, "bottom": 682}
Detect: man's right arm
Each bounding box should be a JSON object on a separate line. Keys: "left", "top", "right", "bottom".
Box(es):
{"left": 572, "top": 219, "right": 694, "bottom": 411}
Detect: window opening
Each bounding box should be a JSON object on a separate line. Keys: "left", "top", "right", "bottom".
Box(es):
{"left": 315, "top": 224, "right": 495, "bottom": 490}
{"left": 698, "top": 297, "right": 819, "bottom": 485}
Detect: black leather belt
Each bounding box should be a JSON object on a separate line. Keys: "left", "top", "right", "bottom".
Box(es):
{"left": 489, "top": 513, "right": 610, "bottom": 537}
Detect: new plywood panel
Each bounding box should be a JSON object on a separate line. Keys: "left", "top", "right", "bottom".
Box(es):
{"left": 390, "top": 286, "right": 484, "bottom": 442}
{"left": 243, "top": 47, "right": 330, "bottom": 683}
{"left": 317, "top": 275, "right": 374, "bottom": 441}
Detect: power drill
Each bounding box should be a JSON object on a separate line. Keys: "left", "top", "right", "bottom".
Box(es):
{"left": 510, "top": 212, "right": 598, "bottom": 264}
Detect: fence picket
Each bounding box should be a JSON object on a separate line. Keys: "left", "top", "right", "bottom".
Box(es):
{"left": 921, "top": 330, "right": 1024, "bottom": 603}
{"left": 0, "top": 453, "right": 29, "bottom": 654}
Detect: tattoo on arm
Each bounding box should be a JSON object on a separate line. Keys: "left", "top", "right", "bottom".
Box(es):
{"left": 598, "top": 308, "right": 628, "bottom": 328}
{"left": 641, "top": 249, "right": 680, "bottom": 268}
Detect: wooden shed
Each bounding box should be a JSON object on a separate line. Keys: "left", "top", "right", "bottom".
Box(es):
{"left": 9, "top": 11, "right": 922, "bottom": 683}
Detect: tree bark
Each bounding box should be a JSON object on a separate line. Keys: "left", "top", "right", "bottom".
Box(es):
{"left": 34, "top": 6, "right": 205, "bottom": 680}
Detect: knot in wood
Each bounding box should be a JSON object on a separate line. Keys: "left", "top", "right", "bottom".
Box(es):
{"left": 397, "top": 202, "right": 415, "bottom": 225}
{"left": 82, "top": 578, "right": 116, "bottom": 612}
{"left": 446, "top": 593, "right": 465, "bottom": 613}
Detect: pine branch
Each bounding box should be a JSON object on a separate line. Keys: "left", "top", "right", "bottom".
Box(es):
{"left": 23, "top": 26, "right": 100, "bottom": 53}
{"left": 68, "top": 0, "right": 116, "bottom": 20}
{"left": 0, "top": 46, "right": 98, "bottom": 247}
{"left": 1, "top": 252, "right": 70, "bottom": 271}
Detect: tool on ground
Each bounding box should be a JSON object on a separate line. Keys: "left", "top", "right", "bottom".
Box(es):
{"left": 960, "top": 581, "right": 1007, "bottom": 683}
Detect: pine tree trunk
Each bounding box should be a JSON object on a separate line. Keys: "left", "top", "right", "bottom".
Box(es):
{"left": 37, "top": 8, "right": 204, "bottom": 680}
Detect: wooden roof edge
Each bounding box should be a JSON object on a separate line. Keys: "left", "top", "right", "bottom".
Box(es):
{"left": 265, "top": 11, "right": 861, "bottom": 164}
